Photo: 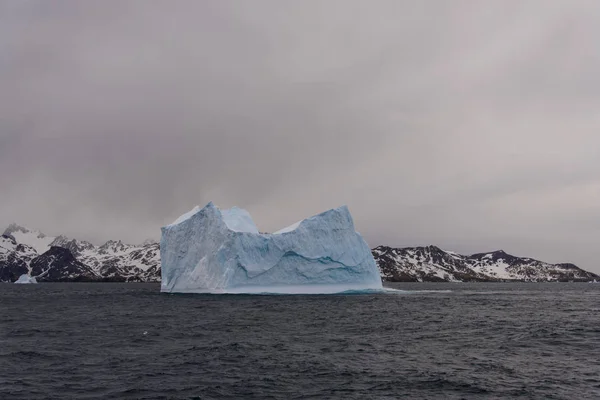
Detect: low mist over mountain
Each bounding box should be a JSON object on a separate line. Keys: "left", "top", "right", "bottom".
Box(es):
{"left": 1, "top": 224, "right": 598, "bottom": 283}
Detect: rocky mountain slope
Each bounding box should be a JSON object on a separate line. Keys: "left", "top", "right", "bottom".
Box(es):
{"left": 0, "top": 235, "right": 37, "bottom": 282}
{"left": 373, "top": 245, "right": 599, "bottom": 282}
{"left": 2, "top": 224, "right": 598, "bottom": 283}
{"left": 30, "top": 247, "right": 98, "bottom": 282}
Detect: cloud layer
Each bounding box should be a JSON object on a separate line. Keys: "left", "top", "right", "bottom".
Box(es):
{"left": 1, "top": 1, "right": 599, "bottom": 271}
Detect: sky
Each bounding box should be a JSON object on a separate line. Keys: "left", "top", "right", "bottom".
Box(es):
{"left": 1, "top": 1, "right": 599, "bottom": 272}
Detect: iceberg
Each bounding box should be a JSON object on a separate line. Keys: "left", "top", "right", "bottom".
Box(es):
{"left": 14, "top": 274, "right": 37, "bottom": 284}
{"left": 160, "top": 202, "right": 383, "bottom": 294}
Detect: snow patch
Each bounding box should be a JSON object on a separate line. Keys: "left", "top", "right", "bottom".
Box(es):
{"left": 9, "top": 230, "right": 54, "bottom": 255}
{"left": 274, "top": 220, "right": 302, "bottom": 234}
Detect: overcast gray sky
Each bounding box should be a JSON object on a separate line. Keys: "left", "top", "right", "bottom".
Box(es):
{"left": 1, "top": 1, "right": 599, "bottom": 272}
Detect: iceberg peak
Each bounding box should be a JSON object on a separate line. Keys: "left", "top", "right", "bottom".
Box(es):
{"left": 168, "top": 205, "right": 202, "bottom": 227}
{"left": 220, "top": 206, "right": 259, "bottom": 234}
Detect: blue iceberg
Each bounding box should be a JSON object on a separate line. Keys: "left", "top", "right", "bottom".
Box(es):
{"left": 160, "top": 202, "right": 382, "bottom": 294}
{"left": 14, "top": 274, "right": 37, "bottom": 284}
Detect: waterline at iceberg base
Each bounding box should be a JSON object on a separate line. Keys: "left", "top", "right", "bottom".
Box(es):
{"left": 160, "top": 202, "right": 383, "bottom": 294}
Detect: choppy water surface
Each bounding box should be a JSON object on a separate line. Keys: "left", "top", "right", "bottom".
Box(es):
{"left": 1, "top": 282, "right": 599, "bottom": 399}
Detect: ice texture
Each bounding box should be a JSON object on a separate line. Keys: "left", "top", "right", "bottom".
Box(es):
{"left": 220, "top": 207, "right": 259, "bottom": 233}
{"left": 15, "top": 274, "right": 37, "bottom": 284}
{"left": 160, "top": 202, "right": 383, "bottom": 294}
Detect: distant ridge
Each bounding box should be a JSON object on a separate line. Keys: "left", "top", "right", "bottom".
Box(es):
{"left": 1, "top": 224, "right": 598, "bottom": 282}
{"left": 373, "top": 245, "right": 599, "bottom": 282}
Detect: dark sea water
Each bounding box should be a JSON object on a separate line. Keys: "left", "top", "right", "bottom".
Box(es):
{"left": 1, "top": 282, "right": 599, "bottom": 399}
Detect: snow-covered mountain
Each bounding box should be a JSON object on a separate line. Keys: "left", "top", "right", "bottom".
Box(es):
{"left": 0, "top": 234, "right": 38, "bottom": 282}
{"left": 2, "top": 223, "right": 598, "bottom": 283}
{"left": 1, "top": 224, "right": 160, "bottom": 283}
{"left": 3, "top": 223, "right": 57, "bottom": 255}
{"left": 78, "top": 239, "right": 160, "bottom": 282}
{"left": 373, "top": 245, "right": 599, "bottom": 282}
{"left": 30, "top": 247, "right": 98, "bottom": 282}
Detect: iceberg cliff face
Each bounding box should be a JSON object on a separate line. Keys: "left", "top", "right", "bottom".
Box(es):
{"left": 160, "top": 202, "right": 382, "bottom": 294}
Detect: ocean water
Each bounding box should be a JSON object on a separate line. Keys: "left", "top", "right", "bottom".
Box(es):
{"left": 1, "top": 282, "right": 599, "bottom": 399}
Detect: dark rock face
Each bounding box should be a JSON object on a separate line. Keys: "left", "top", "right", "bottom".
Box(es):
{"left": 373, "top": 245, "right": 600, "bottom": 283}
{"left": 0, "top": 259, "right": 29, "bottom": 283}
{"left": 30, "top": 247, "right": 99, "bottom": 282}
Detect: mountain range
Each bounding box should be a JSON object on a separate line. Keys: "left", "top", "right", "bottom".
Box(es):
{"left": 372, "top": 245, "right": 598, "bottom": 282}
{"left": 1, "top": 224, "right": 159, "bottom": 282}
{"left": 1, "top": 224, "right": 598, "bottom": 283}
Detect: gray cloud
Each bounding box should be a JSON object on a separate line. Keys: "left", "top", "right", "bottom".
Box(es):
{"left": 1, "top": 0, "right": 600, "bottom": 272}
